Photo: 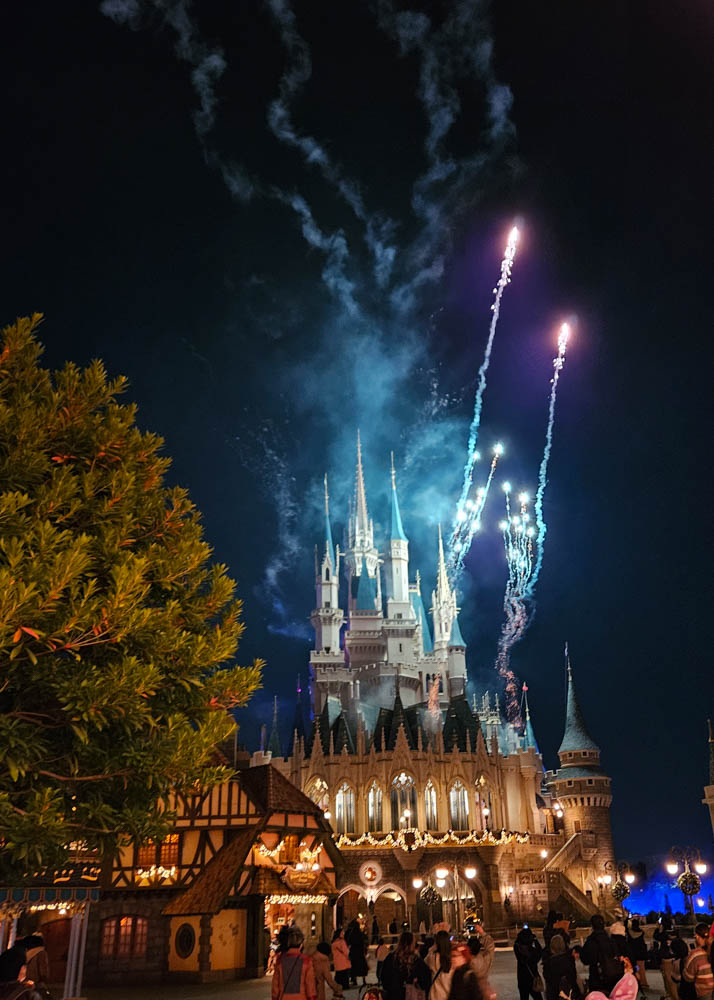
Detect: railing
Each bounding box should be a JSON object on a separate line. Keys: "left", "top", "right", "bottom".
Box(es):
{"left": 544, "top": 832, "right": 598, "bottom": 872}
{"left": 516, "top": 869, "right": 600, "bottom": 919}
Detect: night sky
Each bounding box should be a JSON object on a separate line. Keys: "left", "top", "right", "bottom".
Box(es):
{"left": 3, "top": 1, "right": 712, "bottom": 861}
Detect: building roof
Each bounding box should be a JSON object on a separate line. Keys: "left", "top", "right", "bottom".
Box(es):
{"left": 448, "top": 613, "right": 466, "bottom": 647}
{"left": 239, "top": 764, "right": 323, "bottom": 816}
{"left": 323, "top": 475, "right": 335, "bottom": 568}
{"left": 550, "top": 766, "right": 607, "bottom": 780}
{"left": 410, "top": 589, "right": 433, "bottom": 652}
{"left": 442, "top": 695, "right": 481, "bottom": 752}
{"left": 163, "top": 825, "right": 259, "bottom": 916}
{"left": 558, "top": 666, "right": 600, "bottom": 754}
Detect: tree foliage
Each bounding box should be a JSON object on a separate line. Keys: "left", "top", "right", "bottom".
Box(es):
{"left": 0, "top": 316, "right": 262, "bottom": 877}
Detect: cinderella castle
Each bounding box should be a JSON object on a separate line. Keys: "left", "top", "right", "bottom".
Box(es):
{"left": 265, "top": 434, "right": 617, "bottom": 930}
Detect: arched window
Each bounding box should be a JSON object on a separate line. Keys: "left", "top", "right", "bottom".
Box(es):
{"left": 475, "top": 777, "right": 492, "bottom": 830}
{"left": 100, "top": 916, "right": 147, "bottom": 959}
{"left": 325, "top": 567, "right": 330, "bottom": 580}
{"left": 391, "top": 772, "right": 417, "bottom": 829}
{"left": 367, "top": 782, "right": 383, "bottom": 832}
{"left": 335, "top": 782, "right": 355, "bottom": 834}
{"left": 449, "top": 780, "right": 469, "bottom": 830}
{"left": 424, "top": 781, "right": 438, "bottom": 830}
{"left": 306, "top": 776, "right": 329, "bottom": 812}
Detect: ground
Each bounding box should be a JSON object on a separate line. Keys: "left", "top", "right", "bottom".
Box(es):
{"left": 84, "top": 949, "right": 670, "bottom": 1000}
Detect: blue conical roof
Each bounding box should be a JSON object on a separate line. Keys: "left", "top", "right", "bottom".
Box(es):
{"left": 391, "top": 485, "right": 408, "bottom": 541}
{"left": 410, "top": 588, "right": 433, "bottom": 652}
{"left": 558, "top": 667, "right": 599, "bottom": 754}
{"left": 448, "top": 614, "right": 466, "bottom": 648}
{"left": 355, "top": 568, "right": 377, "bottom": 610}
{"left": 524, "top": 712, "right": 540, "bottom": 754}
{"left": 323, "top": 475, "right": 335, "bottom": 567}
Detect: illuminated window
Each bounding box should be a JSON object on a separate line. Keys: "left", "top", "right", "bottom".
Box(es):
{"left": 306, "top": 776, "right": 329, "bottom": 812}
{"left": 136, "top": 842, "right": 155, "bottom": 868}
{"left": 367, "top": 782, "right": 383, "bottom": 832}
{"left": 100, "top": 917, "right": 148, "bottom": 959}
{"left": 159, "top": 833, "right": 179, "bottom": 866}
{"left": 424, "top": 781, "right": 438, "bottom": 829}
{"left": 391, "top": 772, "right": 417, "bottom": 829}
{"left": 475, "top": 780, "right": 492, "bottom": 830}
{"left": 335, "top": 783, "right": 355, "bottom": 834}
{"left": 449, "top": 780, "right": 469, "bottom": 830}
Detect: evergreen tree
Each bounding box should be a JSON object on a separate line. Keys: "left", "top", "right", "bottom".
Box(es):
{"left": 0, "top": 316, "right": 262, "bottom": 877}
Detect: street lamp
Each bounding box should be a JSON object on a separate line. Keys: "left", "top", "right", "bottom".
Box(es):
{"left": 666, "top": 847, "right": 708, "bottom": 916}
{"left": 464, "top": 867, "right": 477, "bottom": 880}
{"left": 435, "top": 867, "right": 449, "bottom": 880}
{"left": 412, "top": 878, "right": 423, "bottom": 889}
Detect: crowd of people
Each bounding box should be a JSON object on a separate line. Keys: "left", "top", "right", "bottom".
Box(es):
{"left": 270, "top": 911, "right": 714, "bottom": 1000}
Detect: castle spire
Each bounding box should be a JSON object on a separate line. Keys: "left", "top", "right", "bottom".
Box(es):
{"left": 287, "top": 675, "right": 306, "bottom": 756}
{"left": 268, "top": 696, "right": 282, "bottom": 758}
{"left": 323, "top": 474, "right": 335, "bottom": 567}
{"left": 355, "top": 429, "right": 369, "bottom": 538}
{"left": 708, "top": 719, "right": 714, "bottom": 786}
{"left": 436, "top": 524, "right": 450, "bottom": 602}
{"left": 558, "top": 645, "right": 599, "bottom": 754}
{"left": 390, "top": 452, "right": 408, "bottom": 542}
{"left": 431, "top": 524, "right": 459, "bottom": 652}
{"left": 522, "top": 683, "right": 540, "bottom": 753}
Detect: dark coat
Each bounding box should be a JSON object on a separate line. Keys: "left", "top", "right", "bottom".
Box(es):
{"left": 514, "top": 931, "right": 543, "bottom": 988}
{"left": 348, "top": 926, "right": 368, "bottom": 978}
{"left": 545, "top": 952, "right": 581, "bottom": 1000}
{"left": 381, "top": 952, "right": 430, "bottom": 1000}
{"left": 580, "top": 930, "right": 622, "bottom": 992}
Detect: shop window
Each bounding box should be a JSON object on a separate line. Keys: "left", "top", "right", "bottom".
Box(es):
{"left": 159, "top": 833, "right": 179, "bottom": 866}
{"left": 101, "top": 917, "right": 147, "bottom": 959}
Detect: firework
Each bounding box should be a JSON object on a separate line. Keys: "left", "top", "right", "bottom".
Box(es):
{"left": 448, "top": 442, "right": 503, "bottom": 582}
{"left": 448, "top": 225, "right": 520, "bottom": 568}
{"left": 527, "top": 321, "right": 570, "bottom": 596}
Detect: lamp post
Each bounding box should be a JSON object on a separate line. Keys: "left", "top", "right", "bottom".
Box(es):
{"left": 597, "top": 861, "right": 637, "bottom": 908}
{"left": 665, "top": 847, "right": 708, "bottom": 917}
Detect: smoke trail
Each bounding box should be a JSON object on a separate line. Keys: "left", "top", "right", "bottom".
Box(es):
{"left": 494, "top": 486, "right": 536, "bottom": 726}
{"left": 447, "top": 225, "right": 519, "bottom": 569}
{"left": 265, "top": 0, "right": 397, "bottom": 286}
{"left": 527, "top": 322, "right": 571, "bottom": 595}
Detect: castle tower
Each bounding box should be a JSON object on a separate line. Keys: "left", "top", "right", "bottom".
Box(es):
{"left": 702, "top": 720, "right": 714, "bottom": 838}
{"left": 446, "top": 611, "right": 467, "bottom": 697}
{"left": 409, "top": 570, "right": 433, "bottom": 658}
{"left": 385, "top": 455, "right": 413, "bottom": 619}
{"left": 547, "top": 651, "right": 614, "bottom": 867}
{"left": 522, "top": 684, "right": 540, "bottom": 753}
{"left": 431, "top": 525, "right": 458, "bottom": 658}
{"left": 310, "top": 476, "right": 343, "bottom": 655}
{"left": 345, "top": 431, "right": 380, "bottom": 610}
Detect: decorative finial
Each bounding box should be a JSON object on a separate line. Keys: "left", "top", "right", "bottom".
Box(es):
{"left": 564, "top": 641, "right": 572, "bottom": 675}
{"left": 324, "top": 473, "right": 329, "bottom": 515}
{"left": 416, "top": 568, "right": 421, "bottom": 591}
{"left": 390, "top": 451, "right": 396, "bottom": 489}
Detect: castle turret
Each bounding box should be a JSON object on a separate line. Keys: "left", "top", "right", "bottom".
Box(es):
{"left": 310, "top": 475, "right": 343, "bottom": 655}
{"left": 547, "top": 649, "right": 614, "bottom": 866}
{"left": 522, "top": 684, "right": 540, "bottom": 754}
{"left": 268, "top": 696, "right": 282, "bottom": 758}
{"left": 386, "top": 455, "right": 413, "bottom": 618}
{"left": 446, "top": 611, "right": 467, "bottom": 697}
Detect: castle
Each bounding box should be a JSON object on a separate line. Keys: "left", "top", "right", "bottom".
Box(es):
{"left": 268, "top": 433, "right": 617, "bottom": 930}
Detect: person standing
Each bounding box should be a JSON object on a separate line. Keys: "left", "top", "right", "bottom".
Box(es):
{"left": 467, "top": 937, "right": 495, "bottom": 1000}
{"left": 626, "top": 918, "right": 649, "bottom": 989}
{"left": 347, "top": 920, "right": 368, "bottom": 987}
{"left": 271, "top": 927, "right": 317, "bottom": 1000}
{"left": 580, "top": 914, "right": 622, "bottom": 993}
{"left": 381, "top": 932, "right": 430, "bottom": 1000}
{"left": 313, "top": 943, "right": 343, "bottom": 1000}
{"left": 681, "top": 924, "right": 714, "bottom": 1000}
{"left": 544, "top": 935, "right": 580, "bottom": 1000}
{"left": 426, "top": 930, "right": 456, "bottom": 1000}
{"left": 514, "top": 926, "right": 544, "bottom": 1000}
{"left": 376, "top": 939, "right": 392, "bottom": 985}
{"left": 372, "top": 917, "right": 380, "bottom": 946}
{"left": 332, "top": 929, "right": 351, "bottom": 992}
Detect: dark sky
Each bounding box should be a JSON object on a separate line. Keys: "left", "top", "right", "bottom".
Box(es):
{"left": 2, "top": 1, "right": 713, "bottom": 860}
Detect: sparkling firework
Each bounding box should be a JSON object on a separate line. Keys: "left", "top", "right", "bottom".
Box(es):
{"left": 448, "top": 225, "right": 520, "bottom": 570}
{"left": 447, "top": 442, "right": 503, "bottom": 582}
{"left": 495, "top": 487, "right": 536, "bottom": 726}
{"left": 527, "top": 321, "right": 570, "bottom": 596}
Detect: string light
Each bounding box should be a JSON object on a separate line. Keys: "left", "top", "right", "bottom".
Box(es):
{"left": 135, "top": 864, "right": 177, "bottom": 882}
{"left": 335, "top": 828, "right": 530, "bottom": 851}
{"left": 265, "top": 893, "right": 328, "bottom": 906}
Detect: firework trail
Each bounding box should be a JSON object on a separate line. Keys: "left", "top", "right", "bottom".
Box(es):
{"left": 448, "top": 442, "right": 503, "bottom": 582}
{"left": 427, "top": 673, "right": 442, "bottom": 733}
{"left": 495, "top": 484, "right": 536, "bottom": 726}
{"left": 448, "top": 225, "right": 520, "bottom": 569}
{"left": 527, "top": 322, "right": 570, "bottom": 596}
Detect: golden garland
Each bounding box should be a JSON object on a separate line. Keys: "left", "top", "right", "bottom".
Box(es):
{"left": 334, "top": 828, "right": 530, "bottom": 851}
{"left": 265, "top": 893, "right": 328, "bottom": 906}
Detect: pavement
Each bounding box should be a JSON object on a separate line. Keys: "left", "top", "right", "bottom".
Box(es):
{"left": 83, "top": 950, "right": 671, "bottom": 1000}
